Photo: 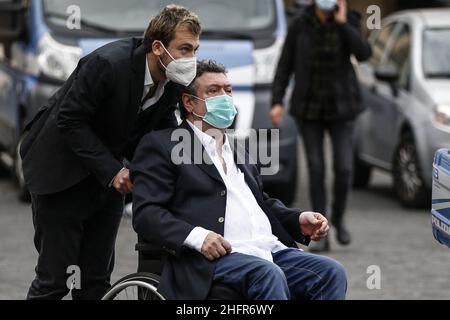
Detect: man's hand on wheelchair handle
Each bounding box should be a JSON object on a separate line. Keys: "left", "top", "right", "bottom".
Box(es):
{"left": 299, "top": 212, "right": 330, "bottom": 242}
{"left": 201, "top": 232, "right": 232, "bottom": 261}
{"left": 112, "top": 168, "right": 133, "bottom": 194}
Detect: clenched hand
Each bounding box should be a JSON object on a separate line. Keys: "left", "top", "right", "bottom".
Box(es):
{"left": 299, "top": 212, "right": 330, "bottom": 241}
{"left": 201, "top": 232, "right": 232, "bottom": 261}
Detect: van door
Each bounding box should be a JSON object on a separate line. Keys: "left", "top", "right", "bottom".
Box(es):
{"left": 374, "top": 23, "right": 412, "bottom": 165}
{"left": 358, "top": 22, "right": 400, "bottom": 168}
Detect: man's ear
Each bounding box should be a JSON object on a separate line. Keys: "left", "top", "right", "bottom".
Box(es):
{"left": 182, "top": 94, "right": 194, "bottom": 114}
{"left": 151, "top": 40, "right": 164, "bottom": 56}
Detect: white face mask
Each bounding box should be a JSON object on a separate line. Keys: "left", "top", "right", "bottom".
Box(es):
{"left": 158, "top": 41, "right": 197, "bottom": 87}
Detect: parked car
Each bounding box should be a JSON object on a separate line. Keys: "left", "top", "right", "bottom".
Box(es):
{"left": 0, "top": 0, "right": 298, "bottom": 204}
{"left": 354, "top": 9, "right": 450, "bottom": 208}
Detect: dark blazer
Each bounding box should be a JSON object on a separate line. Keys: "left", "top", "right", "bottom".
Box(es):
{"left": 131, "top": 121, "right": 311, "bottom": 300}
{"left": 20, "top": 37, "right": 180, "bottom": 195}
{"left": 272, "top": 5, "right": 372, "bottom": 121}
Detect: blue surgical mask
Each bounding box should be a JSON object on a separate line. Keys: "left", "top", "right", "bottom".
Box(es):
{"left": 190, "top": 94, "right": 238, "bottom": 129}
{"left": 315, "top": 0, "right": 337, "bottom": 12}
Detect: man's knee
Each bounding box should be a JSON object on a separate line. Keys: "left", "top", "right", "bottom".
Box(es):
{"left": 327, "top": 260, "right": 347, "bottom": 283}
{"left": 254, "top": 261, "right": 287, "bottom": 283}
{"left": 251, "top": 261, "right": 290, "bottom": 299}
{"left": 322, "top": 258, "right": 348, "bottom": 299}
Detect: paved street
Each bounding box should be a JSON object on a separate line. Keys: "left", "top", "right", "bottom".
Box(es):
{"left": 0, "top": 141, "right": 448, "bottom": 300}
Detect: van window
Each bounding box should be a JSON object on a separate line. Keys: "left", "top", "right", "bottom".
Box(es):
{"left": 43, "top": 0, "right": 277, "bottom": 39}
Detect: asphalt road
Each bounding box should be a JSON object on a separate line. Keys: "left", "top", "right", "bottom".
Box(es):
{"left": 0, "top": 141, "right": 448, "bottom": 300}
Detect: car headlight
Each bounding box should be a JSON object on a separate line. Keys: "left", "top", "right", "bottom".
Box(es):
{"left": 253, "top": 38, "right": 284, "bottom": 85}
{"left": 433, "top": 104, "right": 450, "bottom": 128}
{"left": 37, "top": 33, "right": 82, "bottom": 82}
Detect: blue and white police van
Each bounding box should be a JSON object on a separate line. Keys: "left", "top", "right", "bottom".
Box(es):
{"left": 0, "top": 0, "right": 298, "bottom": 203}
{"left": 432, "top": 149, "right": 450, "bottom": 247}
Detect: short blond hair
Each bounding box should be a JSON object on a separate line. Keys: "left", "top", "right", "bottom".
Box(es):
{"left": 143, "top": 4, "right": 201, "bottom": 52}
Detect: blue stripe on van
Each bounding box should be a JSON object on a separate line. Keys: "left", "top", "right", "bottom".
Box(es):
{"left": 437, "top": 207, "right": 450, "bottom": 217}
{"left": 78, "top": 39, "right": 255, "bottom": 76}
{"left": 79, "top": 39, "right": 118, "bottom": 56}
{"left": 197, "top": 40, "right": 254, "bottom": 69}
{"left": 432, "top": 199, "right": 450, "bottom": 205}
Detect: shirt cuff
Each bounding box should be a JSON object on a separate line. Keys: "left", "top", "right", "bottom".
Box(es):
{"left": 183, "top": 227, "right": 211, "bottom": 252}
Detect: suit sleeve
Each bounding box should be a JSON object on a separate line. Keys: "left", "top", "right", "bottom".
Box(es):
{"left": 255, "top": 167, "right": 311, "bottom": 246}
{"left": 271, "top": 19, "right": 297, "bottom": 106}
{"left": 56, "top": 55, "right": 123, "bottom": 187}
{"left": 130, "top": 133, "right": 196, "bottom": 256}
{"left": 339, "top": 12, "right": 372, "bottom": 62}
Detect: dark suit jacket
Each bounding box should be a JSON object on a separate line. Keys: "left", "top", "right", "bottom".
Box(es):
{"left": 20, "top": 37, "right": 180, "bottom": 195}
{"left": 131, "top": 121, "right": 311, "bottom": 300}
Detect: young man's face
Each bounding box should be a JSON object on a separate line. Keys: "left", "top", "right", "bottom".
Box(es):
{"left": 154, "top": 28, "right": 200, "bottom": 66}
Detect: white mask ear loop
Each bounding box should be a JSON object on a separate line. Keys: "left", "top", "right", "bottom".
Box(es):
{"left": 192, "top": 111, "right": 205, "bottom": 119}
{"left": 158, "top": 41, "right": 176, "bottom": 63}
{"left": 156, "top": 41, "right": 172, "bottom": 71}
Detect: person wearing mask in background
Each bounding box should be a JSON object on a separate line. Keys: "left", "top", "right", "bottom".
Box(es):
{"left": 20, "top": 5, "right": 201, "bottom": 299}
{"left": 271, "top": 0, "right": 372, "bottom": 252}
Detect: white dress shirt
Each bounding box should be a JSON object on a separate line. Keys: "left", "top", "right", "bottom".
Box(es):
{"left": 141, "top": 58, "right": 169, "bottom": 111}
{"left": 183, "top": 121, "right": 288, "bottom": 262}
{"left": 109, "top": 60, "right": 172, "bottom": 187}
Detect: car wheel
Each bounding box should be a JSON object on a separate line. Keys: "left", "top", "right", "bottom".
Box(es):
{"left": 393, "top": 133, "right": 429, "bottom": 208}
{"left": 15, "top": 138, "right": 30, "bottom": 202}
{"left": 353, "top": 154, "right": 372, "bottom": 189}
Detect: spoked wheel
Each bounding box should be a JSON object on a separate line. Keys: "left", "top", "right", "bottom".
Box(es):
{"left": 393, "top": 133, "right": 429, "bottom": 208}
{"left": 102, "top": 273, "right": 165, "bottom": 300}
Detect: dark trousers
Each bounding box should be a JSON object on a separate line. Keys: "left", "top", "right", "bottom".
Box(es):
{"left": 27, "top": 175, "right": 124, "bottom": 300}
{"left": 298, "top": 120, "right": 355, "bottom": 221}
{"left": 214, "top": 249, "right": 347, "bottom": 300}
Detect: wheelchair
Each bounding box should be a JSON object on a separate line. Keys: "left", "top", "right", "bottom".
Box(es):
{"left": 102, "top": 238, "right": 245, "bottom": 300}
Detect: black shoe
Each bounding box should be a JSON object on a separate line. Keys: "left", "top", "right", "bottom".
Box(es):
{"left": 309, "top": 238, "right": 330, "bottom": 253}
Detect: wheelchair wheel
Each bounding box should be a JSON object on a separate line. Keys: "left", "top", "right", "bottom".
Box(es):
{"left": 102, "top": 272, "right": 165, "bottom": 300}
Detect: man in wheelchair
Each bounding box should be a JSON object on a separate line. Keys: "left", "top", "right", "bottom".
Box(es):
{"left": 130, "top": 60, "right": 347, "bottom": 300}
